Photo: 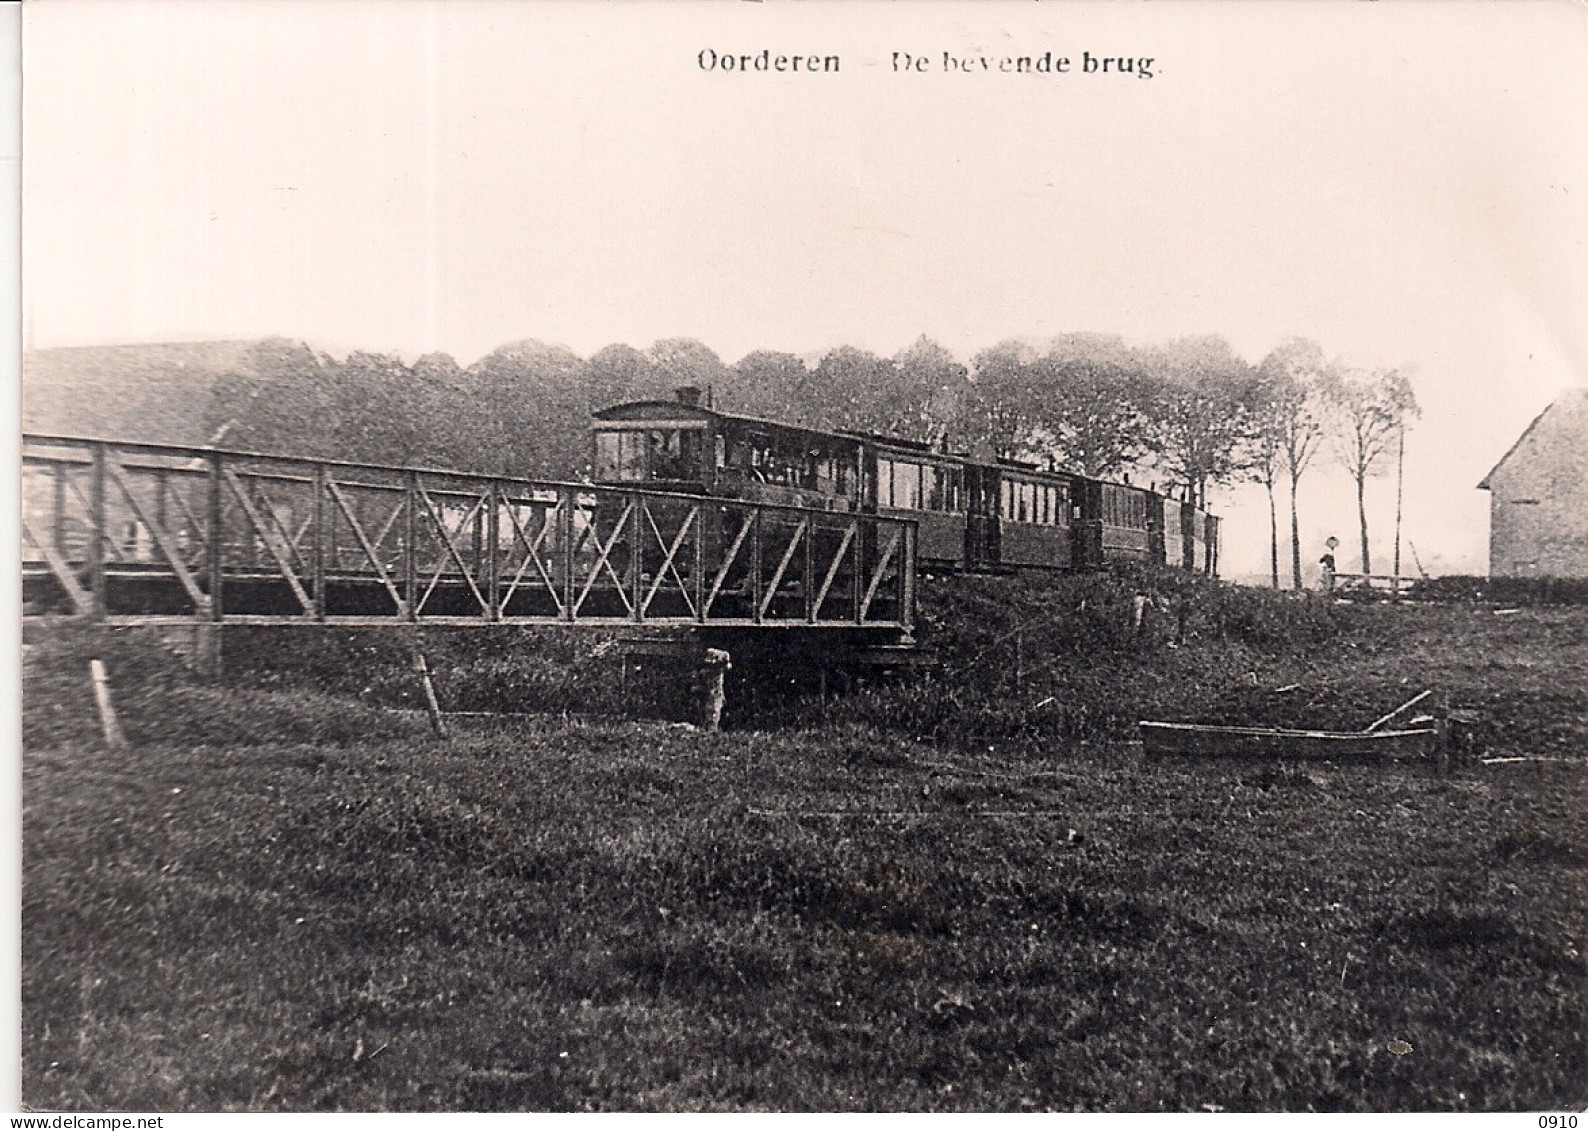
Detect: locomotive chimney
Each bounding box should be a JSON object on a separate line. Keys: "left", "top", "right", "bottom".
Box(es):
{"left": 674, "top": 385, "right": 703, "bottom": 407}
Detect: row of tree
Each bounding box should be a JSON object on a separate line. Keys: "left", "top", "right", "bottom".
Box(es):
{"left": 204, "top": 332, "right": 1418, "bottom": 588}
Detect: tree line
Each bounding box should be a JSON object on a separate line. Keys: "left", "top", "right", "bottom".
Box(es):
{"left": 204, "top": 333, "right": 1418, "bottom": 588}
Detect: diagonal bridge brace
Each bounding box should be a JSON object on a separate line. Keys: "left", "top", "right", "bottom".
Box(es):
{"left": 105, "top": 452, "right": 213, "bottom": 615}
{"left": 640, "top": 502, "right": 698, "bottom": 618}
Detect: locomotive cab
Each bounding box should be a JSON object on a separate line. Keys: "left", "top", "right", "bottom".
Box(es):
{"left": 591, "top": 391, "right": 715, "bottom": 492}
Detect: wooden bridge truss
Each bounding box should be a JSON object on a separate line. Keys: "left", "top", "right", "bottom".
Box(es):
{"left": 21, "top": 435, "right": 917, "bottom": 633}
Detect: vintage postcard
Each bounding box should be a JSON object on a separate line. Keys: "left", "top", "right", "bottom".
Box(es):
{"left": 14, "top": 0, "right": 1587, "bottom": 1117}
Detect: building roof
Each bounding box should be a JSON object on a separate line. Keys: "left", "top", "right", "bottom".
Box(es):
{"left": 22, "top": 340, "right": 271, "bottom": 446}
{"left": 1478, "top": 387, "right": 1588, "bottom": 490}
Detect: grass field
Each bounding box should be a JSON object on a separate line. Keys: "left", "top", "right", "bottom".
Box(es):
{"left": 20, "top": 575, "right": 1588, "bottom": 1111}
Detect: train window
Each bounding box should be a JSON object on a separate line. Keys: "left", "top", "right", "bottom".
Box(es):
{"left": 926, "top": 465, "right": 960, "bottom": 512}
{"left": 925, "top": 466, "right": 942, "bottom": 510}
{"left": 648, "top": 429, "right": 700, "bottom": 480}
{"left": 896, "top": 461, "right": 922, "bottom": 509}
{"left": 812, "top": 452, "right": 836, "bottom": 493}
{"left": 594, "top": 428, "right": 706, "bottom": 483}
{"left": 1101, "top": 485, "right": 1149, "bottom": 529}
{"left": 1001, "top": 479, "right": 1014, "bottom": 521}
{"left": 835, "top": 457, "right": 853, "bottom": 498}
{"left": 618, "top": 432, "right": 646, "bottom": 481}
{"left": 594, "top": 431, "right": 623, "bottom": 480}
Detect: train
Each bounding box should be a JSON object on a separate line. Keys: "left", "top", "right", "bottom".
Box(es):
{"left": 590, "top": 386, "right": 1220, "bottom": 576}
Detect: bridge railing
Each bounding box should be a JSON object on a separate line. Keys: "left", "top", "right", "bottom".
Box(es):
{"left": 21, "top": 434, "right": 916, "bottom": 631}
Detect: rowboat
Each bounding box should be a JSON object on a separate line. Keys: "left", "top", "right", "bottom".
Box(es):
{"left": 1138, "top": 720, "right": 1440, "bottom": 761}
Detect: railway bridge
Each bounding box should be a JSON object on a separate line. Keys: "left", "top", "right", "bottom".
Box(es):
{"left": 21, "top": 435, "right": 921, "bottom": 685}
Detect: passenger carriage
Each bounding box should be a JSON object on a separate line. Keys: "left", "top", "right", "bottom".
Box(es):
{"left": 588, "top": 387, "right": 1218, "bottom": 579}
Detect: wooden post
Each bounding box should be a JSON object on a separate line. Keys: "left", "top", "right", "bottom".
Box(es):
{"left": 750, "top": 509, "right": 763, "bottom": 625}
{"left": 51, "top": 461, "right": 66, "bottom": 557}
{"left": 154, "top": 467, "right": 169, "bottom": 548}
{"left": 852, "top": 518, "right": 863, "bottom": 625}
{"left": 694, "top": 502, "right": 706, "bottom": 623}
{"left": 629, "top": 493, "right": 644, "bottom": 622}
{"left": 206, "top": 452, "right": 224, "bottom": 623}
{"left": 805, "top": 516, "right": 817, "bottom": 623}
{"left": 89, "top": 659, "right": 127, "bottom": 750}
{"left": 485, "top": 482, "right": 501, "bottom": 622}
{"left": 404, "top": 470, "right": 419, "bottom": 621}
{"left": 88, "top": 444, "right": 106, "bottom": 619}
{"left": 311, "top": 464, "right": 327, "bottom": 621}
{"left": 901, "top": 521, "right": 917, "bottom": 631}
{"left": 559, "top": 488, "right": 576, "bottom": 621}
{"left": 701, "top": 647, "right": 731, "bottom": 731}
{"left": 1392, "top": 424, "right": 1405, "bottom": 601}
{"left": 413, "top": 648, "right": 449, "bottom": 738}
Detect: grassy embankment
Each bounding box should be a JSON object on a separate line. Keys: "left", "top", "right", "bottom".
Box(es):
{"left": 21, "top": 570, "right": 1588, "bottom": 1111}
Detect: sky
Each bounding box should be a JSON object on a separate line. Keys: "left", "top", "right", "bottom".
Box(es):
{"left": 20, "top": 0, "right": 1588, "bottom": 580}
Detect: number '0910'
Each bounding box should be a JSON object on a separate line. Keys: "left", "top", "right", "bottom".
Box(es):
{"left": 1539, "top": 1117, "right": 1577, "bottom": 1128}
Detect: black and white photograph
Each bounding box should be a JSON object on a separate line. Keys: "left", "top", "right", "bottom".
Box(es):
{"left": 14, "top": 0, "right": 1588, "bottom": 1114}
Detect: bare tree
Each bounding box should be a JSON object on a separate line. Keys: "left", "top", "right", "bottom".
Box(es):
{"left": 1323, "top": 366, "right": 1420, "bottom": 574}
{"left": 1245, "top": 376, "right": 1287, "bottom": 588}
{"left": 1256, "top": 337, "right": 1332, "bottom": 588}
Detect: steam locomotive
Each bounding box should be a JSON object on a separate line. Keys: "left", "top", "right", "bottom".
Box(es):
{"left": 590, "top": 387, "right": 1219, "bottom": 576}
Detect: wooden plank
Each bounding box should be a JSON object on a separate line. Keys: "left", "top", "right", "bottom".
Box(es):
{"left": 89, "top": 659, "right": 128, "bottom": 750}
{"left": 1139, "top": 720, "right": 1438, "bottom": 761}
{"left": 1365, "top": 689, "right": 1434, "bottom": 733}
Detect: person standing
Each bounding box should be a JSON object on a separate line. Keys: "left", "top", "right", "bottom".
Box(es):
{"left": 1318, "top": 535, "right": 1339, "bottom": 591}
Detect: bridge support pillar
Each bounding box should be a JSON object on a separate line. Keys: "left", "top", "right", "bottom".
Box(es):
{"left": 158, "top": 622, "right": 224, "bottom": 681}
{"left": 700, "top": 647, "right": 731, "bottom": 732}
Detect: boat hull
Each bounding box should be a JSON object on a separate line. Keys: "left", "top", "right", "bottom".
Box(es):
{"left": 1139, "top": 721, "right": 1440, "bottom": 761}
